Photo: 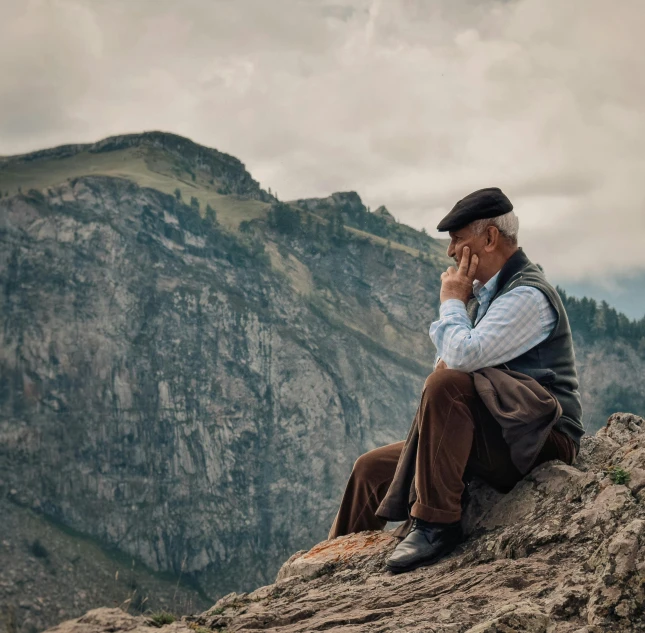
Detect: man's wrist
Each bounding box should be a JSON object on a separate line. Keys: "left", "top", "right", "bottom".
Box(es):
{"left": 439, "top": 298, "right": 468, "bottom": 318}
{"left": 440, "top": 293, "right": 470, "bottom": 305}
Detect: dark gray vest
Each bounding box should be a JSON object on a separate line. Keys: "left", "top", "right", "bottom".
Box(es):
{"left": 468, "top": 249, "right": 585, "bottom": 446}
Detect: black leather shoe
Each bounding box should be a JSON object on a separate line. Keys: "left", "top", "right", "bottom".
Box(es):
{"left": 385, "top": 519, "right": 462, "bottom": 574}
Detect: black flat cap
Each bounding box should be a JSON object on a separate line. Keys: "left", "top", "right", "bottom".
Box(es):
{"left": 437, "top": 187, "right": 513, "bottom": 232}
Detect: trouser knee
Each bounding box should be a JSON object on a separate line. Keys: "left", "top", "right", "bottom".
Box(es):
{"left": 351, "top": 450, "right": 379, "bottom": 482}
{"left": 423, "top": 369, "right": 472, "bottom": 402}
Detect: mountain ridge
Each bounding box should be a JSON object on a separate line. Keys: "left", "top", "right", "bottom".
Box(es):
{"left": 1, "top": 131, "right": 245, "bottom": 174}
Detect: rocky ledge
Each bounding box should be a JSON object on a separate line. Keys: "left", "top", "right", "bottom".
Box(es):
{"left": 45, "top": 413, "right": 645, "bottom": 632}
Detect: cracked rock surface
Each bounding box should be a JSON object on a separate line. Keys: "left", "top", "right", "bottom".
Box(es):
{"left": 46, "top": 413, "right": 645, "bottom": 632}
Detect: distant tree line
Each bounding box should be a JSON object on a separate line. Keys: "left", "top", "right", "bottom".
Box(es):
{"left": 267, "top": 202, "right": 347, "bottom": 241}
{"left": 558, "top": 287, "right": 645, "bottom": 348}
{"left": 335, "top": 200, "right": 389, "bottom": 238}
{"left": 268, "top": 202, "right": 301, "bottom": 234}
{"left": 329, "top": 200, "right": 433, "bottom": 253}
{"left": 266, "top": 202, "right": 439, "bottom": 273}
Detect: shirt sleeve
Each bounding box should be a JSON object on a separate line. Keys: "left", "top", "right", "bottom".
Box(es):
{"left": 428, "top": 287, "right": 557, "bottom": 372}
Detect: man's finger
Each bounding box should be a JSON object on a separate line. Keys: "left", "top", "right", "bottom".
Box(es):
{"left": 458, "top": 247, "right": 470, "bottom": 275}
{"left": 467, "top": 254, "right": 479, "bottom": 280}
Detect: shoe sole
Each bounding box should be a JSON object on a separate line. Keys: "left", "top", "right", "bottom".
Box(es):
{"left": 385, "top": 541, "right": 461, "bottom": 575}
{"left": 385, "top": 551, "right": 445, "bottom": 575}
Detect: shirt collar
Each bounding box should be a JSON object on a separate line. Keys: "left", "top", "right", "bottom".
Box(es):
{"left": 473, "top": 270, "right": 501, "bottom": 302}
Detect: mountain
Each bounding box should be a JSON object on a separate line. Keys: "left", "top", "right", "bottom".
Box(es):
{"left": 43, "top": 413, "right": 645, "bottom": 633}
{"left": 1, "top": 132, "right": 644, "bottom": 632}
{"left": 0, "top": 131, "right": 272, "bottom": 203}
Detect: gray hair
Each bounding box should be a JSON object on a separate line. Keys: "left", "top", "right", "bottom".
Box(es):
{"left": 469, "top": 211, "right": 519, "bottom": 245}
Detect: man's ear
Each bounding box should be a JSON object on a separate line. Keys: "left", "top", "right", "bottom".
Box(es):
{"left": 484, "top": 226, "right": 499, "bottom": 252}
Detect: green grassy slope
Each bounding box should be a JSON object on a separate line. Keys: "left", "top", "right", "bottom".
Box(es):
{"left": 0, "top": 145, "right": 269, "bottom": 233}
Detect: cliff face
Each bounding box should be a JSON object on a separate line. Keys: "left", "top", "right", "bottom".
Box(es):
{"left": 43, "top": 414, "right": 645, "bottom": 632}
{"left": 0, "top": 175, "right": 438, "bottom": 607}
{"left": 1, "top": 134, "right": 645, "bottom": 632}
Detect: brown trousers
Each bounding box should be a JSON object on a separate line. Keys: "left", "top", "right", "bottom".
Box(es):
{"left": 328, "top": 369, "right": 576, "bottom": 539}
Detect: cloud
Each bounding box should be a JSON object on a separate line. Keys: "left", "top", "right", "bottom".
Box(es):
{"left": 0, "top": 0, "right": 101, "bottom": 144}
{"left": 0, "top": 0, "right": 643, "bottom": 283}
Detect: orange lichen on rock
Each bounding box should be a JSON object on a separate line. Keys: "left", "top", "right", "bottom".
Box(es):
{"left": 301, "top": 531, "right": 395, "bottom": 562}
{"left": 276, "top": 530, "right": 397, "bottom": 581}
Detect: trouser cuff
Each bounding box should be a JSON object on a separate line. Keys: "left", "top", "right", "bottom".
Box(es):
{"left": 411, "top": 500, "right": 461, "bottom": 524}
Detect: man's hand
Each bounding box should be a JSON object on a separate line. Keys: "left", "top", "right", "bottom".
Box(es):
{"left": 440, "top": 246, "right": 478, "bottom": 304}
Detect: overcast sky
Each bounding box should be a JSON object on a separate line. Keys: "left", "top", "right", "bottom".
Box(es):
{"left": 2, "top": 0, "right": 644, "bottom": 312}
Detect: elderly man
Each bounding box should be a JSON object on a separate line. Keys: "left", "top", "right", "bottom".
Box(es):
{"left": 328, "top": 187, "right": 584, "bottom": 574}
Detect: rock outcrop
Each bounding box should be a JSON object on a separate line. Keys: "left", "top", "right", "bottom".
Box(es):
{"left": 44, "top": 413, "right": 645, "bottom": 632}
{"left": 373, "top": 205, "right": 397, "bottom": 224}
{"left": 295, "top": 191, "right": 366, "bottom": 215}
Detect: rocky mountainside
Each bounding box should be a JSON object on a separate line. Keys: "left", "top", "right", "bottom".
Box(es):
{"left": 0, "top": 166, "right": 442, "bottom": 627}
{"left": 1, "top": 132, "right": 645, "bottom": 632}
{"left": 42, "top": 413, "right": 645, "bottom": 632}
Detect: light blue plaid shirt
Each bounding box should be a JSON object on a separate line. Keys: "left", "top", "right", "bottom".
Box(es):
{"left": 429, "top": 270, "right": 557, "bottom": 372}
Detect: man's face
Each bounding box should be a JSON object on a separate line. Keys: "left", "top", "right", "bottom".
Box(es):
{"left": 446, "top": 225, "right": 485, "bottom": 268}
